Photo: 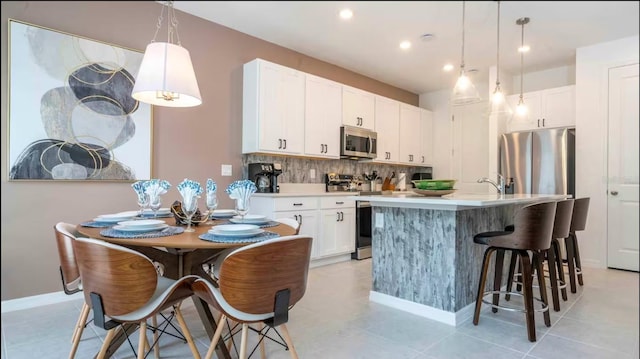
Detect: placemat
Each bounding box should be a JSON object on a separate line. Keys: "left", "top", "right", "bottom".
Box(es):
{"left": 199, "top": 231, "right": 279, "bottom": 243}
{"left": 215, "top": 220, "right": 280, "bottom": 229}
{"left": 80, "top": 221, "right": 114, "bottom": 228}
{"left": 100, "top": 226, "right": 184, "bottom": 239}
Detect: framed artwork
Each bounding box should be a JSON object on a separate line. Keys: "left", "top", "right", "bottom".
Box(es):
{"left": 8, "top": 19, "right": 152, "bottom": 181}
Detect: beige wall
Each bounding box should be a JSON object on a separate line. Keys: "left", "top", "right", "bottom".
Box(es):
{"left": 0, "top": 1, "right": 417, "bottom": 300}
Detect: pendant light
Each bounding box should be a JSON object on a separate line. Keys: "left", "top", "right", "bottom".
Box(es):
{"left": 490, "top": 1, "right": 512, "bottom": 116}
{"left": 451, "top": 1, "right": 480, "bottom": 106}
{"left": 132, "top": 1, "right": 202, "bottom": 107}
{"left": 513, "top": 17, "right": 530, "bottom": 120}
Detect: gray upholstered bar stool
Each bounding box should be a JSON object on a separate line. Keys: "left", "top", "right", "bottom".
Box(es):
{"left": 565, "top": 197, "right": 590, "bottom": 292}
{"left": 472, "top": 201, "right": 557, "bottom": 342}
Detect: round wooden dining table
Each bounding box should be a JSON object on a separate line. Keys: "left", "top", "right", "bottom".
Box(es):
{"left": 77, "top": 217, "right": 297, "bottom": 359}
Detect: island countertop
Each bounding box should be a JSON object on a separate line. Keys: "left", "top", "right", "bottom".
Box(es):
{"left": 351, "top": 192, "right": 569, "bottom": 210}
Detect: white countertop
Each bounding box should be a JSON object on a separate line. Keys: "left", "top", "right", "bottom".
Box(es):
{"left": 351, "top": 193, "right": 570, "bottom": 210}
{"left": 252, "top": 191, "right": 357, "bottom": 198}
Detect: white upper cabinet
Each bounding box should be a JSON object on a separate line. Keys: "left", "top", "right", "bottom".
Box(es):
{"left": 373, "top": 96, "right": 400, "bottom": 163}
{"left": 399, "top": 104, "right": 422, "bottom": 165}
{"left": 243, "top": 59, "right": 305, "bottom": 155}
{"left": 342, "top": 85, "right": 375, "bottom": 130}
{"left": 305, "top": 74, "right": 342, "bottom": 158}
{"left": 506, "top": 85, "right": 575, "bottom": 132}
{"left": 420, "top": 109, "right": 434, "bottom": 166}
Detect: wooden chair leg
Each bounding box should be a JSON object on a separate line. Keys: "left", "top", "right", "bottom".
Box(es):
{"left": 205, "top": 314, "right": 227, "bottom": 359}
{"left": 505, "top": 251, "right": 517, "bottom": 301}
{"left": 553, "top": 239, "right": 568, "bottom": 301}
{"left": 565, "top": 234, "right": 578, "bottom": 293}
{"left": 473, "top": 247, "right": 495, "bottom": 325}
{"left": 546, "top": 246, "right": 561, "bottom": 311}
{"left": 239, "top": 324, "right": 249, "bottom": 359}
{"left": 96, "top": 328, "right": 117, "bottom": 359}
{"left": 492, "top": 249, "right": 505, "bottom": 313}
{"left": 519, "top": 250, "right": 537, "bottom": 342}
{"left": 534, "top": 251, "right": 551, "bottom": 327}
{"left": 152, "top": 315, "right": 160, "bottom": 359}
{"left": 174, "top": 306, "right": 201, "bottom": 359}
{"left": 573, "top": 233, "right": 584, "bottom": 286}
{"left": 279, "top": 324, "right": 299, "bottom": 359}
{"left": 138, "top": 321, "right": 147, "bottom": 359}
{"left": 259, "top": 322, "right": 267, "bottom": 359}
{"left": 69, "top": 303, "right": 91, "bottom": 359}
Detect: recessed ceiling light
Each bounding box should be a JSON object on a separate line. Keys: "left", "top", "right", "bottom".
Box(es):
{"left": 399, "top": 41, "right": 411, "bottom": 50}
{"left": 443, "top": 64, "right": 454, "bottom": 72}
{"left": 339, "top": 9, "right": 353, "bottom": 20}
{"left": 518, "top": 45, "right": 530, "bottom": 53}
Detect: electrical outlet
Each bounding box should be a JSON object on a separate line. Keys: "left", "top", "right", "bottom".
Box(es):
{"left": 375, "top": 213, "right": 384, "bottom": 228}
{"left": 221, "top": 164, "right": 232, "bottom": 176}
{"left": 310, "top": 169, "right": 316, "bottom": 179}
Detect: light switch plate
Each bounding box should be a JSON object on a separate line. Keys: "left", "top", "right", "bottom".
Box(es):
{"left": 375, "top": 213, "right": 384, "bottom": 228}
{"left": 221, "top": 164, "right": 232, "bottom": 176}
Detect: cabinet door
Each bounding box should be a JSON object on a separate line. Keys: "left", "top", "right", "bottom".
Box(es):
{"left": 305, "top": 75, "right": 342, "bottom": 158}
{"left": 452, "top": 102, "right": 490, "bottom": 193}
{"left": 342, "top": 86, "right": 375, "bottom": 130}
{"left": 374, "top": 96, "right": 400, "bottom": 163}
{"left": 420, "top": 109, "right": 434, "bottom": 166}
{"left": 274, "top": 210, "right": 320, "bottom": 259}
{"left": 541, "top": 85, "right": 575, "bottom": 128}
{"left": 399, "top": 104, "right": 422, "bottom": 165}
{"left": 257, "top": 61, "right": 305, "bottom": 154}
{"left": 319, "top": 208, "right": 355, "bottom": 257}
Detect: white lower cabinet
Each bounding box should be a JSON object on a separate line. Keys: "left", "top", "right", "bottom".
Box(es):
{"left": 250, "top": 195, "right": 355, "bottom": 261}
{"left": 318, "top": 197, "right": 355, "bottom": 258}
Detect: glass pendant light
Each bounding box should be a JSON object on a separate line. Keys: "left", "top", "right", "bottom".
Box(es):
{"left": 490, "top": 1, "right": 512, "bottom": 117}
{"left": 512, "top": 17, "right": 530, "bottom": 121}
{"left": 451, "top": 1, "right": 480, "bottom": 106}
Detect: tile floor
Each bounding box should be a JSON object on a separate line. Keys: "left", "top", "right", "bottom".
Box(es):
{"left": 1, "top": 259, "right": 638, "bottom": 359}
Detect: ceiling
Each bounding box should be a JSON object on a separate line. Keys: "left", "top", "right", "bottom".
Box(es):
{"left": 173, "top": 1, "right": 640, "bottom": 94}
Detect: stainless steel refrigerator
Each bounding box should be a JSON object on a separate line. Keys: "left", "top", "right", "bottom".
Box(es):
{"left": 499, "top": 128, "right": 575, "bottom": 195}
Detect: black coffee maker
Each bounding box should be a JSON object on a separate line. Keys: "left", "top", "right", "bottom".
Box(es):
{"left": 248, "top": 163, "right": 282, "bottom": 193}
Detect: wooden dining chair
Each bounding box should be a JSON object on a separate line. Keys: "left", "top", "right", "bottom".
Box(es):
{"left": 72, "top": 237, "right": 201, "bottom": 359}
{"left": 193, "top": 235, "right": 313, "bottom": 359}
{"left": 54, "top": 222, "right": 90, "bottom": 359}
{"left": 274, "top": 217, "right": 301, "bottom": 235}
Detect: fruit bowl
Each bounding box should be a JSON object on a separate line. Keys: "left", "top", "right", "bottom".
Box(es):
{"left": 411, "top": 179, "right": 456, "bottom": 190}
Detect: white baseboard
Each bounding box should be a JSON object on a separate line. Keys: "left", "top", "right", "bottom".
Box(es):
{"left": 310, "top": 253, "right": 351, "bottom": 268}
{"left": 369, "top": 290, "right": 475, "bottom": 326}
{"left": 1, "top": 291, "right": 83, "bottom": 314}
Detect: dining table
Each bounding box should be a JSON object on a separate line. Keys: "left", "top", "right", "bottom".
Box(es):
{"left": 77, "top": 215, "right": 297, "bottom": 359}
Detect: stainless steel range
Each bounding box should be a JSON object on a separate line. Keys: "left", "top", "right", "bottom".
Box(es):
{"left": 325, "top": 173, "right": 379, "bottom": 260}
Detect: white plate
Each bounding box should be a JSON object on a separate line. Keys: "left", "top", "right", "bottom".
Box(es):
{"left": 229, "top": 217, "right": 269, "bottom": 225}
{"left": 117, "top": 219, "right": 165, "bottom": 227}
{"left": 94, "top": 211, "right": 139, "bottom": 222}
{"left": 212, "top": 209, "right": 236, "bottom": 218}
{"left": 210, "top": 224, "right": 260, "bottom": 234}
{"left": 113, "top": 224, "right": 169, "bottom": 233}
{"left": 209, "top": 228, "right": 264, "bottom": 238}
{"left": 142, "top": 208, "right": 171, "bottom": 215}
{"left": 233, "top": 214, "right": 266, "bottom": 221}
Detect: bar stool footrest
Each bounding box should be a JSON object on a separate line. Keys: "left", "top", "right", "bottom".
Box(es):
{"left": 482, "top": 290, "right": 549, "bottom": 313}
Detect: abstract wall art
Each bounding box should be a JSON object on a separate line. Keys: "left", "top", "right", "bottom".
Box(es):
{"left": 8, "top": 19, "right": 152, "bottom": 181}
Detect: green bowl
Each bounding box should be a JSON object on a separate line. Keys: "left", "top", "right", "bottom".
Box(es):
{"left": 412, "top": 179, "right": 456, "bottom": 190}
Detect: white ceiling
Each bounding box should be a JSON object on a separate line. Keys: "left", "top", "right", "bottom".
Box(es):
{"left": 174, "top": 1, "right": 640, "bottom": 94}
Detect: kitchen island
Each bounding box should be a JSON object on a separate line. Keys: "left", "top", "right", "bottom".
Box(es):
{"left": 352, "top": 192, "right": 568, "bottom": 326}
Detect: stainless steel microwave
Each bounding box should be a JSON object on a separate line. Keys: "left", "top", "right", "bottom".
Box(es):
{"left": 340, "top": 126, "right": 377, "bottom": 159}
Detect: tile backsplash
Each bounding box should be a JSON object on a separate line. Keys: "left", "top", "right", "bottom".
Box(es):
{"left": 243, "top": 154, "right": 431, "bottom": 184}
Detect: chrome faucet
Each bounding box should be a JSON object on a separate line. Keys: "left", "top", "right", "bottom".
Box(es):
{"left": 477, "top": 173, "right": 505, "bottom": 194}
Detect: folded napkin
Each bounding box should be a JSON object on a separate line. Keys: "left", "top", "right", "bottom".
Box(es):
{"left": 144, "top": 179, "right": 171, "bottom": 199}
{"left": 225, "top": 180, "right": 257, "bottom": 200}
{"left": 131, "top": 180, "right": 147, "bottom": 200}
{"left": 206, "top": 178, "right": 217, "bottom": 196}
{"left": 177, "top": 178, "right": 203, "bottom": 208}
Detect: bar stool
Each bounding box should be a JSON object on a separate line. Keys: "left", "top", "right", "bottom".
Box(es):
{"left": 472, "top": 201, "right": 557, "bottom": 342}
{"left": 565, "top": 197, "right": 590, "bottom": 292}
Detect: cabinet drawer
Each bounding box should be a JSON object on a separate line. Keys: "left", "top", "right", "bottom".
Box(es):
{"left": 274, "top": 197, "right": 319, "bottom": 211}
{"left": 320, "top": 197, "right": 355, "bottom": 209}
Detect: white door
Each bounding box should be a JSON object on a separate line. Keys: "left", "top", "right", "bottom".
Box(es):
{"left": 452, "top": 101, "right": 490, "bottom": 193}
{"left": 607, "top": 63, "right": 639, "bottom": 271}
